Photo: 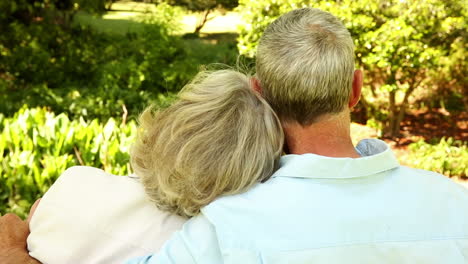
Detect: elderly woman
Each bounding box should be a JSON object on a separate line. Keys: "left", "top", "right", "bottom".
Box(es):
{"left": 1, "top": 69, "right": 283, "bottom": 264}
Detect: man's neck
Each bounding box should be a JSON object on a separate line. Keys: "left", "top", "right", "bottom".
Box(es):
{"left": 282, "top": 111, "right": 360, "bottom": 158}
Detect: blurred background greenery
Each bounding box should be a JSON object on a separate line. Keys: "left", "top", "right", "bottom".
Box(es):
{"left": 0, "top": 0, "right": 466, "bottom": 217}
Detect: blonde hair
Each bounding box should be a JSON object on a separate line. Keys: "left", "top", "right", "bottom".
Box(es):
{"left": 256, "top": 8, "right": 355, "bottom": 125}
{"left": 131, "top": 70, "right": 284, "bottom": 217}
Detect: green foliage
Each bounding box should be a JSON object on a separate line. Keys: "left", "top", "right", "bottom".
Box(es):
{"left": 345, "top": 0, "right": 465, "bottom": 136}
{"left": 237, "top": 0, "right": 466, "bottom": 137}
{"left": 181, "top": 34, "right": 240, "bottom": 69}
{"left": 0, "top": 0, "right": 108, "bottom": 27}
{"left": 142, "top": 2, "right": 185, "bottom": 34}
{"left": 236, "top": 0, "right": 289, "bottom": 58}
{"left": 0, "top": 4, "right": 193, "bottom": 121}
{"left": 0, "top": 107, "right": 137, "bottom": 218}
{"left": 404, "top": 138, "right": 467, "bottom": 178}
{"left": 1, "top": 1, "right": 240, "bottom": 121}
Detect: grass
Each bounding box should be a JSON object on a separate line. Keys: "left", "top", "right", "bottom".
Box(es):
{"left": 74, "top": 11, "right": 146, "bottom": 34}
{"left": 180, "top": 35, "right": 240, "bottom": 70}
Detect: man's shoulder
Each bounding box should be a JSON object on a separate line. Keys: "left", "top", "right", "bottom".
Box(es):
{"left": 387, "top": 165, "right": 468, "bottom": 217}
{"left": 392, "top": 165, "right": 467, "bottom": 193}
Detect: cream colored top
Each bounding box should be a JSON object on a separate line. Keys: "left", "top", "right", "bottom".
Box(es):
{"left": 27, "top": 166, "right": 187, "bottom": 264}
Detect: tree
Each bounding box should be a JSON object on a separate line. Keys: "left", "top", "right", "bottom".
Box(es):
{"left": 163, "top": 0, "right": 238, "bottom": 34}
{"left": 237, "top": 0, "right": 466, "bottom": 138}
{"left": 336, "top": 0, "right": 465, "bottom": 137}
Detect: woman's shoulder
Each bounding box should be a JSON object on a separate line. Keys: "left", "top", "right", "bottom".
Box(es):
{"left": 28, "top": 166, "right": 187, "bottom": 263}
{"left": 35, "top": 165, "right": 187, "bottom": 237}
{"left": 57, "top": 165, "right": 118, "bottom": 183}
{"left": 41, "top": 166, "right": 126, "bottom": 203}
{"left": 52, "top": 166, "right": 147, "bottom": 196}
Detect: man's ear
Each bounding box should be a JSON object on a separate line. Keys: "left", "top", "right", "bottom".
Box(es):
{"left": 250, "top": 77, "right": 262, "bottom": 95}
{"left": 349, "top": 69, "right": 362, "bottom": 108}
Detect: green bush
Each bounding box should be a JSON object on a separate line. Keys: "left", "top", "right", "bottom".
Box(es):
{"left": 403, "top": 138, "right": 467, "bottom": 178}
{"left": 0, "top": 1, "right": 201, "bottom": 121}
{"left": 1, "top": 6, "right": 241, "bottom": 121}
{"left": 0, "top": 107, "right": 137, "bottom": 218}
{"left": 0, "top": 19, "right": 188, "bottom": 120}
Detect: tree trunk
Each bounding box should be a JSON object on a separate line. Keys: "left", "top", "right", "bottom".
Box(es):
{"left": 393, "top": 83, "right": 418, "bottom": 138}
{"left": 394, "top": 104, "right": 405, "bottom": 137}
{"left": 194, "top": 9, "right": 211, "bottom": 34}
{"left": 386, "top": 90, "right": 397, "bottom": 138}
{"left": 106, "top": 0, "right": 115, "bottom": 11}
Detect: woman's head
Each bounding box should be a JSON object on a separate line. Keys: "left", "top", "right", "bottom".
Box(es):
{"left": 131, "top": 70, "right": 284, "bottom": 217}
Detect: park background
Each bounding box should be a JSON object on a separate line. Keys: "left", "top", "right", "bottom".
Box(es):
{"left": 0, "top": 0, "right": 466, "bottom": 218}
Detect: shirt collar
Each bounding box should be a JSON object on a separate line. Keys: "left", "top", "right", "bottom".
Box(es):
{"left": 272, "top": 139, "right": 399, "bottom": 179}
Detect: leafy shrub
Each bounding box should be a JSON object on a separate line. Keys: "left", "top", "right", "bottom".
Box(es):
{"left": 403, "top": 138, "right": 467, "bottom": 178}
{"left": 1, "top": 5, "right": 242, "bottom": 121}
{"left": 0, "top": 107, "right": 137, "bottom": 218}
{"left": 0, "top": 18, "right": 188, "bottom": 119}
{"left": 0, "top": 1, "right": 203, "bottom": 121}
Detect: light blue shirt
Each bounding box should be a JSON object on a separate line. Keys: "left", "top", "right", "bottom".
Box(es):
{"left": 127, "top": 139, "right": 468, "bottom": 264}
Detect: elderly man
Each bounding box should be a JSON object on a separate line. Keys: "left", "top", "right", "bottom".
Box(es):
{"left": 127, "top": 7, "right": 468, "bottom": 263}
{"left": 2, "top": 7, "right": 468, "bottom": 264}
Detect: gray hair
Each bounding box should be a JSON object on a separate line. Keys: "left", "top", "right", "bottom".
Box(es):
{"left": 256, "top": 8, "right": 355, "bottom": 125}
{"left": 131, "top": 70, "right": 284, "bottom": 217}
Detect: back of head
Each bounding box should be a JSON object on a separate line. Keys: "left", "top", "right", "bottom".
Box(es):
{"left": 131, "top": 70, "right": 284, "bottom": 217}
{"left": 256, "top": 8, "right": 355, "bottom": 125}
